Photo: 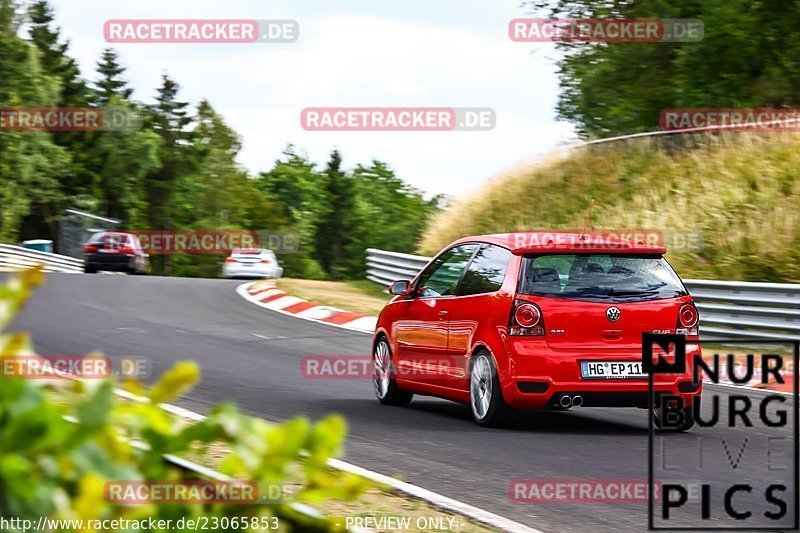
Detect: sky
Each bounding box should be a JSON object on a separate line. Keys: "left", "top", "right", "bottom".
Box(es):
{"left": 47, "top": 0, "right": 575, "bottom": 197}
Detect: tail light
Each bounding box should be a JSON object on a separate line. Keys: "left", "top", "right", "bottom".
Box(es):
{"left": 677, "top": 303, "right": 699, "bottom": 336}
{"left": 119, "top": 246, "right": 134, "bottom": 254}
{"left": 224, "top": 257, "right": 236, "bottom": 263}
{"left": 508, "top": 300, "right": 544, "bottom": 336}
{"left": 84, "top": 244, "right": 98, "bottom": 253}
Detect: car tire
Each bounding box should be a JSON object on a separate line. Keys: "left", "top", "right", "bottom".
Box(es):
{"left": 653, "top": 399, "right": 696, "bottom": 432}
{"left": 470, "top": 350, "right": 516, "bottom": 427}
{"left": 373, "top": 336, "right": 413, "bottom": 407}
{"left": 84, "top": 265, "right": 97, "bottom": 274}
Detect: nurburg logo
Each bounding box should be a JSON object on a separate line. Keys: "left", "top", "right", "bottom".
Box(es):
{"left": 607, "top": 307, "right": 621, "bottom": 322}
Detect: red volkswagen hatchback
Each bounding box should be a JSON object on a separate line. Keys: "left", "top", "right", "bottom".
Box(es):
{"left": 372, "top": 232, "right": 702, "bottom": 429}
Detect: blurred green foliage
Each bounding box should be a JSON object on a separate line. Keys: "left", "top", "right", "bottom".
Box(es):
{"left": 0, "top": 270, "right": 370, "bottom": 531}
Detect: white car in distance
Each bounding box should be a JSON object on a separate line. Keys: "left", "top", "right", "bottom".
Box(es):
{"left": 222, "top": 248, "right": 283, "bottom": 279}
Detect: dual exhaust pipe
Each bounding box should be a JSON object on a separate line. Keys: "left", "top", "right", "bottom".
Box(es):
{"left": 559, "top": 394, "right": 583, "bottom": 408}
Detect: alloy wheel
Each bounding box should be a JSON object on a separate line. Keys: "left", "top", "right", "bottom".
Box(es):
{"left": 373, "top": 339, "right": 391, "bottom": 400}
{"left": 470, "top": 354, "right": 492, "bottom": 420}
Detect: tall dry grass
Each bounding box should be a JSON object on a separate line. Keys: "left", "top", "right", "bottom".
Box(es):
{"left": 420, "top": 133, "right": 800, "bottom": 282}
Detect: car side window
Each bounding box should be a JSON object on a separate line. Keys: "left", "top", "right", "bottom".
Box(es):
{"left": 415, "top": 244, "right": 478, "bottom": 297}
{"left": 457, "top": 244, "right": 511, "bottom": 296}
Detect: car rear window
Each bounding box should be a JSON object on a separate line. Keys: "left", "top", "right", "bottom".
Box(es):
{"left": 232, "top": 248, "right": 262, "bottom": 255}
{"left": 518, "top": 254, "right": 688, "bottom": 302}
{"left": 88, "top": 232, "right": 130, "bottom": 248}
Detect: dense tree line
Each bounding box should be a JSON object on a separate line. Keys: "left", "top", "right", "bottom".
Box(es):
{"left": 0, "top": 0, "right": 441, "bottom": 278}
{"left": 527, "top": 0, "right": 800, "bottom": 137}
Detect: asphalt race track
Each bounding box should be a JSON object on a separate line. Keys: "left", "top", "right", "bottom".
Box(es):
{"left": 9, "top": 274, "right": 797, "bottom": 532}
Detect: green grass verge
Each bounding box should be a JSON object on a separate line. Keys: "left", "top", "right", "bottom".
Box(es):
{"left": 421, "top": 133, "right": 800, "bottom": 283}
{"left": 276, "top": 278, "right": 391, "bottom": 315}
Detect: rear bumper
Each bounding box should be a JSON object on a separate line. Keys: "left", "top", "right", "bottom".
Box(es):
{"left": 85, "top": 253, "right": 133, "bottom": 271}
{"left": 223, "top": 264, "right": 280, "bottom": 279}
{"left": 500, "top": 338, "right": 702, "bottom": 409}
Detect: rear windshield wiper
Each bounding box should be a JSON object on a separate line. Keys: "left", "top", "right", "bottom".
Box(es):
{"left": 608, "top": 288, "right": 660, "bottom": 296}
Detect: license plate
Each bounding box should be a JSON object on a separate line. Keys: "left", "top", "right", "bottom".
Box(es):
{"left": 580, "top": 361, "right": 647, "bottom": 379}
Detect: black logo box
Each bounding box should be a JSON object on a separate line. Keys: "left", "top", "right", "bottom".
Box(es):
{"left": 644, "top": 335, "right": 799, "bottom": 531}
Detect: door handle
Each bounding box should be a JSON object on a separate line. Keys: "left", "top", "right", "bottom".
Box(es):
{"left": 438, "top": 310, "right": 448, "bottom": 318}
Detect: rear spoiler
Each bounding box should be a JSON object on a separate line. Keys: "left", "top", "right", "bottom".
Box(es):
{"left": 512, "top": 242, "right": 667, "bottom": 255}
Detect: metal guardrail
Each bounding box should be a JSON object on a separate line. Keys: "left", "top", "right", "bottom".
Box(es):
{"left": 365, "top": 248, "right": 431, "bottom": 287}
{"left": 0, "top": 243, "right": 83, "bottom": 273}
{"left": 366, "top": 248, "right": 800, "bottom": 341}
{"left": 686, "top": 279, "right": 800, "bottom": 341}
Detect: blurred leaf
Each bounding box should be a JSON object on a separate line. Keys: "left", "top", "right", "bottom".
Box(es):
{"left": 147, "top": 360, "right": 199, "bottom": 405}
{"left": 75, "top": 381, "right": 114, "bottom": 432}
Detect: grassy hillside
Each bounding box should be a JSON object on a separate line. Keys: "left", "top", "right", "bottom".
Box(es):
{"left": 420, "top": 134, "right": 800, "bottom": 282}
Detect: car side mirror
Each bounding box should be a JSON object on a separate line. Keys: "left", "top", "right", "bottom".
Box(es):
{"left": 389, "top": 280, "right": 411, "bottom": 295}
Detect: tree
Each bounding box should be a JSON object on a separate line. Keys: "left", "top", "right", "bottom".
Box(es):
{"left": 169, "top": 101, "right": 287, "bottom": 278}
{"left": 0, "top": 0, "right": 23, "bottom": 34}
{"left": 353, "top": 160, "right": 442, "bottom": 254}
{"left": 88, "top": 48, "right": 157, "bottom": 223}
{"left": 258, "top": 147, "right": 328, "bottom": 279}
{"left": 0, "top": 0, "right": 67, "bottom": 242}
{"left": 314, "top": 150, "right": 363, "bottom": 278}
{"left": 27, "top": 0, "right": 90, "bottom": 107}
{"left": 22, "top": 0, "right": 94, "bottom": 242}
{"left": 95, "top": 48, "right": 132, "bottom": 104}
{"left": 87, "top": 96, "right": 161, "bottom": 223}
{"left": 526, "top": 0, "right": 800, "bottom": 137}
{"left": 0, "top": 0, "right": 440, "bottom": 280}
{"left": 143, "top": 74, "right": 195, "bottom": 274}
{"left": 258, "top": 145, "right": 325, "bottom": 223}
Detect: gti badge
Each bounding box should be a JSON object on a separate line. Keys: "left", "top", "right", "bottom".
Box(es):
{"left": 606, "top": 307, "right": 621, "bottom": 322}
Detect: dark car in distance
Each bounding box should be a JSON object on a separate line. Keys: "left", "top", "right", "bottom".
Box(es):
{"left": 83, "top": 231, "right": 149, "bottom": 274}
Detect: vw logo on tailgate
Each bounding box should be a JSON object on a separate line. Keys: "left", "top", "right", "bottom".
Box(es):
{"left": 606, "top": 307, "right": 621, "bottom": 322}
